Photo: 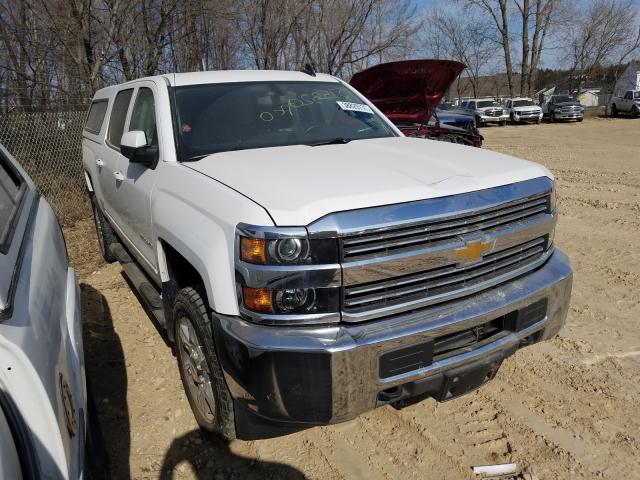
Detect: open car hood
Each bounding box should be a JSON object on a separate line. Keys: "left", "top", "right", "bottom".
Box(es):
{"left": 350, "top": 60, "right": 465, "bottom": 124}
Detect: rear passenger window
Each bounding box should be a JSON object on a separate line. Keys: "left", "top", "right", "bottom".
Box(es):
{"left": 84, "top": 100, "right": 108, "bottom": 134}
{"left": 107, "top": 89, "right": 134, "bottom": 149}
{"left": 0, "top": 153, "right": 25, "bottom": 253}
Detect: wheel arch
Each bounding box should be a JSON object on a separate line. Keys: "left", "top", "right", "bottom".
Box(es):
{"left": 156, "top": 239, "right": 212, "bottom": 342}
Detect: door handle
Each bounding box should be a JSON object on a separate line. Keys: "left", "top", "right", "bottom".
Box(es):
{"left": 95, "top": 158, "right": 104, "bottom": 167}
{"left": 113, "top": 171, "right": 124, "bottom": 181}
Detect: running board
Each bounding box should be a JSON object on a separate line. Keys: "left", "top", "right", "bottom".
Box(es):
{"left": 109, "top": 243, "right": 166, "bottom": 328}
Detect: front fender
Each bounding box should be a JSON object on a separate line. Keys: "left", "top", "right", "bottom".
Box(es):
{"left": 152, "top": 163, "right": 273, "bottom": 315}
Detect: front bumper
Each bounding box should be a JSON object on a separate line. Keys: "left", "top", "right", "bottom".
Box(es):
{"left": 553, "top": 111, "right": 583, "bottom": 120}
{"left": 513, "top": 112, "right": 543, "bottom": 122}
{"left": 213, "top": 249, "right": 572, "bottom": 438}
{"left": 478, "top": 114, "right": 509, "bottom": 123}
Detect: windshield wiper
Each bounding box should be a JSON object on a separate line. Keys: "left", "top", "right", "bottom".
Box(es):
{"left": 307, "top": 137, "right": 352, "bottom": 147}
{"left": 182, "top": 153, "right": 211, "bottom": 162}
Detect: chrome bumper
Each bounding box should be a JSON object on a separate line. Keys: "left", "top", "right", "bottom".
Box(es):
{"left": 213, "top": 249, "right": 572, "bottom": 436}
{"left": 553, "top": 111, "right": 583, "bottom": 120}
{"left": 479, "top": 114, "right": 509, "bottom": 122}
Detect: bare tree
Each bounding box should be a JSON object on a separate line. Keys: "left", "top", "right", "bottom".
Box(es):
{"left": 564, "top": 0, "right": 640, "bottom": 96}
{"left": 465, "top": 0, "right": 515, "bottom": 97}
{"left": 427, "top": 7, "right": 494, "bottom": 98}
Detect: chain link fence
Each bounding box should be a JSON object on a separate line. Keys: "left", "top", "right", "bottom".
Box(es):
{"left": 0, "top": 108, "right": 90, "bottom": 225}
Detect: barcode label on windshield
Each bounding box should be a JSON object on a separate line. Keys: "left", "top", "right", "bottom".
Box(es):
{"left": 336, "top": 101, "right": 374, "bottom": 114}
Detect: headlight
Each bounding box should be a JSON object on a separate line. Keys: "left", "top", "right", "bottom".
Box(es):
{"left": 235, "top": 224, "right": 341, "bottom": 323}
{"left": 239, "top": 235, "right": 337, "bottom": 265}
{"left": 270, "top": 238, "right": 305, "bottom": 262}
{"left": 242, "top": 286, "right": 340, "bottom": 315}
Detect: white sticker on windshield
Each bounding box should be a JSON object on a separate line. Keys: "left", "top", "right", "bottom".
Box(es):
{"left": 336, "top": 101, "right": 374, "bottom": 114}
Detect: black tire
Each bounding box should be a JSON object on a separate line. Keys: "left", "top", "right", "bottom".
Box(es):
{"left": 90, "top": 195, "right": 117, "bottom": 263}
{"left": 475, "top": 115, "right": 482, "bottom": 127}
{"left": 499, "top": 120, "right": 507, "bottom": 127}
{"left": 536, "top": 117, "right": 542, "bottom": 124}
{"left": 510, "top": 113, "right": 516, "bottom": 124}
{"left": 173, "top": 286, "right": 236, "bottom": 440}
{"left": 611, "top": 104, "right": 618, "bottom": 117}
{"left": 577, "top": 118, "right": 583, "bottom": 122}
{"left": 632, "top": 105, "right": 640, "bottom": 118}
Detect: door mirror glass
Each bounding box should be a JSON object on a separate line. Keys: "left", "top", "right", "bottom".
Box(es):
{"left": 120, "top": 130, "right": 156, "bottom": 166}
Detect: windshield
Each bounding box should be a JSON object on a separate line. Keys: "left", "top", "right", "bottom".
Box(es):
{"left": 437, "top": 102, "right": 454, "bottom": 111}
{"left": 172, "top": 81, "right": 396, "bottom": 159}
{"left": 553, "top": 96, "right": 576, "bottom": 103}
{"left": 476, "top": 100, "right": 498, "bottom": 108}
{"left": 513, "top": 100, "right": 535, "bottom": 107}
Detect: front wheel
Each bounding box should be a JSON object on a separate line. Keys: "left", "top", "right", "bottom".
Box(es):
{"left": 174, "top": 287, "right": 236, "bottom": 439}
{"left": 611, "top": 104, "right": 618, "bottom": 117}
{"left": 632, "top": 105, "right": 639, "bottom": 118}
{"left": 499, "top": 120, "right": 507, "bottom": 127}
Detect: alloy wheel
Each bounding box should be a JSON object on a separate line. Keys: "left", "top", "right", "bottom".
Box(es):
{"left": 176, "top": 316, "right": 216, "bottom": 423}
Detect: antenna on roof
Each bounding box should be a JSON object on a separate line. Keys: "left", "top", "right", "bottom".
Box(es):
{"left": 301, "top": 63, "right": 316, "bottom": 77}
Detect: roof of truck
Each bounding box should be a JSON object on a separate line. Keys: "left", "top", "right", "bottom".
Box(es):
{"left": 93, "top": 70, "right": 340, "bottom": 99}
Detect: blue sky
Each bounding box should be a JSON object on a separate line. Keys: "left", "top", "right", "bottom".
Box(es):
{"left": 412, "top": 0, "right": 640, "bottom": 70}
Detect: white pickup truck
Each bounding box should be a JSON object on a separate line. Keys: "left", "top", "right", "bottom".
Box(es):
{"left": 82, "top": 70, "right": 572, "bottom": 440}
{"left": 610, "top": 90, "right": 640, "bottom": 117}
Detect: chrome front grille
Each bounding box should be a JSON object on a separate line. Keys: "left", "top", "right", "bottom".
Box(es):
{"left": 343, "top": 237, "right": 547, "bottom": 313}
{"left": 305, "top": 177, "right": 557, "bottom": 322}
{"left": 342, "top": 193, "right": 549, "bottom": 260}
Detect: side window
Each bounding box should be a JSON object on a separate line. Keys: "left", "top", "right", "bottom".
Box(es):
{"left": 107, "top": 89, "right": 134, "bottom": 149}
{"left": 0, "top": 153, "right": 25, "bottom": 253}
{"left": 84, "top": 100, "right": 108, "bottom": 134}
{"left": 506, "top": 100, "right": 511, "bottom": 108}
{"left": 128, "top": 88, "right": 158, "bottom": 147}
{"left": 470, "top": 102, "right": 476, "bottom": 109}
{"left": 624, "top": 91, "right": 632, "bottom": 99}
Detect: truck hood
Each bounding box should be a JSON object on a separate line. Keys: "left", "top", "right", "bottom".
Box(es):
{"left": 513, "top": 105, "right": 541, "bottom": 112}
{"left": 349, "top": 60, "right": 465, "bottom": 124}
{"left": 186, "top": 137, "right": 552, "bottom": 226}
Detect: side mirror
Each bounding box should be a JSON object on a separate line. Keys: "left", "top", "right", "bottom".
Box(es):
{"left": 120, "top": 130, "right": 158, "bottom": 167}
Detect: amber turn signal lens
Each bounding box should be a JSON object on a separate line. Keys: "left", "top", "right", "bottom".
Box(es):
{"left": 242, "top": 287, "right": 274, "bottom": 313}
{"left": 240, "top": 237, "right": 267, "bottom": 264}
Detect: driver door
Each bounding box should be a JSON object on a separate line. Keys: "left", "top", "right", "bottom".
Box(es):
{"left": 112, "top": 83, "right": 161, "bottom": 276}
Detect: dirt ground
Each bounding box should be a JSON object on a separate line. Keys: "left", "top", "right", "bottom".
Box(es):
{"left": 66, "top": 117, "right": 640, "bottom": 480}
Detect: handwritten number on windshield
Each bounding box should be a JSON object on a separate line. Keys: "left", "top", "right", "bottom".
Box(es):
{"left": 258, "top": 89, "right": 346, "bottom": 122}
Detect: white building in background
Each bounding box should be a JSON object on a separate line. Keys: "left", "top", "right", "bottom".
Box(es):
{"left": 613, "top": 60, "right": 640, "bottom": 95}
{"left": 578, "top": 89, "right": 600, "bottom": 107}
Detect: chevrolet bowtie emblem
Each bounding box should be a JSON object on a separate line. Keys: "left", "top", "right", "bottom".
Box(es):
{"left": 454, "top": 235, "right": 495, "bottom": 266}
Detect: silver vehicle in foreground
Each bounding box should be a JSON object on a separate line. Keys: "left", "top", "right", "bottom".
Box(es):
{"left": 0, "top": 145, "right": 86, "bottom": 478}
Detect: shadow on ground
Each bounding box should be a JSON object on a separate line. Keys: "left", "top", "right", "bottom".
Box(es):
{"left": 160, "top": 430, "right": 306, "bottom": 479}
{"left": 81, "top": 283, "right": 306, "bottom": 479}
{"left": 82, "top": 283, "right": 130, "bottom": 479}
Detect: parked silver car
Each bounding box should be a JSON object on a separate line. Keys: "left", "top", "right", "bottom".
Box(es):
{"left": 462, "top": 99, "right": 509, "bottom": 127}
{"left": 0, "top": 144, "right": 87, "bottom": 479}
